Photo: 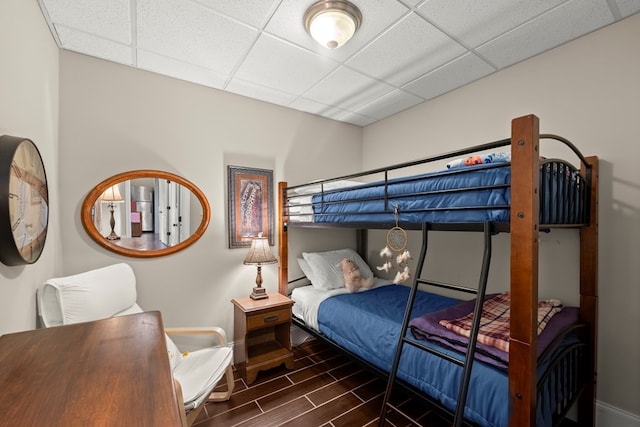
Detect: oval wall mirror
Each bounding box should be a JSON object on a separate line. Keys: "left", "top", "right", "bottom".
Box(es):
{"left": 81, "top": 170, "right": 210, "bottom": 258}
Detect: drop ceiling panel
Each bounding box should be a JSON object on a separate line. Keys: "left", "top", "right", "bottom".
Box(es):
{"left": 137, "top": 50, "right": 228, "bottom": 89}
{"left": 416, "top": 0, "right": 568, "bottom": 48}
{"left": 226, "top": 78, "right": 298, "bottom": 107}
{"left": 137, "top": 0, "right": 258, "bottom": 74}
{"left": 41, "top": 0, "right": 131, "bottom": 44}
{"left": 336, "top": 111, "right": 377, "bottom": 127}
{"left": 56, "top": 27, "right": 133, "bottom": 65}
{"left": 302, "top": 66, "right": 395, "bottom": 111}
{"left": 192, "top": 0, "right": 281, "bottom": 28}
{"left": 615, "top": 0, "right": 640, "bottom": 15}
{"left": 355, "top": 89, "right": 424, "bottom": 120}
{"left": 37, "top": 0, "right": 639, "bottom": 126}
{"left": 403, "top": 53, "right": 496, "bottom": 101}
{"left": 233, "top": 34, "right": 337, "bottom": 96}
{"left": 347, "top": 13, "right": 466, "bottom": 85}
{"left": 477, "top": 0, "right": 615, "bottom": 69}
{"left": 289, "top": 97, "right": 335, "bottom": 116}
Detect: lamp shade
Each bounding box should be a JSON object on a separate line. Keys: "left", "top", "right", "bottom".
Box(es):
{"left": 101, "top": 185, "right": 123, "bottom": 202}
{"left": 304, "top": 0, "right": 362, "bottom": 49}
{"left": 243, "top": 234, "right": 277, "bottom": 265}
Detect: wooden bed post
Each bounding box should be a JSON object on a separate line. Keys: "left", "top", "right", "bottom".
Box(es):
{"left": 509, "top": 114, "right": 540, "bottom": 426}
{"left": 579, "top": 156, "right": 598, "bottom": 426}
{"left": 278, "top": 182, "right": 289, "bottom": 296}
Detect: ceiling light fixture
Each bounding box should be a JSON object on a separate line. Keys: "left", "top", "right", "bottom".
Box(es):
{"left": 303, "top": 0, "right": 362, "bottom": 50}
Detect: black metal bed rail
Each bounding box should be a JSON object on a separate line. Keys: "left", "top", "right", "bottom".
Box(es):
{"left": 289, "top": 315, "right": 478, "bottom": 427}
{"left": 285, "top": 137, "right": 513, "bottom": 195}
{"left": 379, "top": 222, "right": 493, "bottom": 427}
{"left": 538, "top": 341, "right": 588, "bottom": 426}
{"left": 284, "top": 159, "right": 591, "bottom": 230}
{"left": 284, "top": 132, "right": 590, "bottom": 194}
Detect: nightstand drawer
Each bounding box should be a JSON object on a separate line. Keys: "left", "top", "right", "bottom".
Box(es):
{"left": 246, "top": 308, "right": 291, "bottom": 330}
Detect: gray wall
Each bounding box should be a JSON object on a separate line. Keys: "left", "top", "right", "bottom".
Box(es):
{"left": 57, "top": 51, "right": 362, "bottom": 337}
{"left": 1, "top": 0, "right": 638, "bottom": 422}
{"left": 364, "top": 13, "right": 640, "bottom": 421}
{"left": 0, "top": 0, "right": 59, "bottom": 335}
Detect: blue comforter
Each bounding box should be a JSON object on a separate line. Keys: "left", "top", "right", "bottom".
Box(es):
{"left": 317, "top": 285, "right": 567, "bottom": 427}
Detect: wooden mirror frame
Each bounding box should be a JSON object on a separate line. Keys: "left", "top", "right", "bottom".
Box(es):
{"left": 81, "top": 170, "right": 210, "bottom": 258}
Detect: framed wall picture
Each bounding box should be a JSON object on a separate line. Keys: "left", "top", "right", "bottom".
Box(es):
{"left": 227, "top": 166, "right": 274, "bottom": 248}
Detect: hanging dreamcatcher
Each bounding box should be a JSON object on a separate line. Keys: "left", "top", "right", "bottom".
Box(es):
{"left": 377, "top": 205, "right": 412, "bottom": 283}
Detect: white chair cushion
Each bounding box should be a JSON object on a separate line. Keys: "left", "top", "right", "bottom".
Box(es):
{"left": 165, "top": 335, "right": 184, "bottom": 372}
{"left": 39, "top": 263, "right": 137, "bottom": 326}
{"left": 173, "top": 346, "right": 233, "bottom": 410}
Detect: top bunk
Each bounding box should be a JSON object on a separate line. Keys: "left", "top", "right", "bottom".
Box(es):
{"left": 280, "top": 116, "right": 595, "bottom": 233}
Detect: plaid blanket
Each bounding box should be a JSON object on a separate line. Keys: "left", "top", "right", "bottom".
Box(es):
{"left": 438, "top": 292, "right": 563, "bottom": 352}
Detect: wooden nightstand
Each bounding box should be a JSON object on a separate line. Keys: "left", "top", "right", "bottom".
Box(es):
{"left": 232, "top": 293, "right": 294, "bottom": 384}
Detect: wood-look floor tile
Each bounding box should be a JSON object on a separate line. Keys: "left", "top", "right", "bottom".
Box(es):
{"left": 326, "top": 360, "right": 364, "bottom": 381}
{"left": 203, "top": 376, "right": 292, "bottom": 417}
{"left": 352, "top": 376, "right": 387, "bottom": 402}
{"left": 233, "top": 396, "right": 314, "bottom": 427}
{"left": 331, "top": 394, "right": 383, "bottom": 427}
{"left": 308, "top": 346, "right": 342, "bottom": 363}
{"left": 258, "top": 372, "right": 336, "bottom": 412}
{"left": 279, "top": 391, "right": 364, "bottom": 426}
{"left": 194, "top": 401, "right": 262, "bottom": 426}
{"left": 286, "top": 354, "right": 349, "bottom": 384}
{"left": 307, "top": 369, "right": 375, "bottom": 406}
{"left": 194, "top": 339, "right": 456, "bottom": 427}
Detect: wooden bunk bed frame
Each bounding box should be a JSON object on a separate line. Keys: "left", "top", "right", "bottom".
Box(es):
{"left": 276, "top": 114, "right": 598, "bottom": 426}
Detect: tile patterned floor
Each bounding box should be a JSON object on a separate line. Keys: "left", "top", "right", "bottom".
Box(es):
{"left": 193, "top": 338, "right": 451, "bottom": 427}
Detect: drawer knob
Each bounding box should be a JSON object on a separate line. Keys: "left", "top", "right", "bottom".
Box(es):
{"left": 264, "top": 315, "right": 279, "bottom": 323}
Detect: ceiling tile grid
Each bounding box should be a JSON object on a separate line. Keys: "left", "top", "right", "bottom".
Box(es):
{"left": 38, "top": 0, "right": 640, "bottom": 126}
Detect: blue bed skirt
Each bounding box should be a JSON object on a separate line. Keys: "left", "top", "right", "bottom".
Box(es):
{"left": 317, "top": 285, "right": 571, "bottom": 427}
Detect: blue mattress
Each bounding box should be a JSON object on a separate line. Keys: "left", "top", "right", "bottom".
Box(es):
{"left": 317, "top": 285, "right": 575, "bottom": 427}
{"left": 306, "top": 162, "right": 583, "bottom": 225}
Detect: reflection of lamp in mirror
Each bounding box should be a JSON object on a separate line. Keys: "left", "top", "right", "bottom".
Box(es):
{"left": 101, "top": 184, "right": 124, "bottom": 240}
{"left": 243, "top": 233, "right": 278, "bottom": 300}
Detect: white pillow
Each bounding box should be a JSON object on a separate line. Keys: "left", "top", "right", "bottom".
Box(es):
{"left": 302, "top": 248, "right": 374, "bottom": 291}
{"left": 297, "top": 258, "right": 319, "bottom": 284}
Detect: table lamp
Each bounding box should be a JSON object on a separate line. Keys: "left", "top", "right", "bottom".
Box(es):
{"left": 101, "top": 184, "right": 124, "bottom": 240}
{"left": 243, "top": 233, "right": 277, "bottom": 300}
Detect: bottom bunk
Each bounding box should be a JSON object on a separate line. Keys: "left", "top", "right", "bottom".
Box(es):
{"left": 290, "top": 282, "right": 588, "bottom": 427}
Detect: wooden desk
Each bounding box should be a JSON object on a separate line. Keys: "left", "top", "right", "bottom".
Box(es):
{"left": 0, "top": 311, "right": 184, "bottom": 426}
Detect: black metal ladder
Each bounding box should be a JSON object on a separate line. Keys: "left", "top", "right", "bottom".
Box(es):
{"left": 378, "top": 222, "right": 494, "bottom": 427}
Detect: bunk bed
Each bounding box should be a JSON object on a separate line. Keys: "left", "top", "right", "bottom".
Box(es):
{"left": 276, "top": 114, "right": 598, "bottom": 427}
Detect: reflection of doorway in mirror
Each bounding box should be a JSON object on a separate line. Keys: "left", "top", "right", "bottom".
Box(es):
{"left": 157, "top": 180, "right": 191, "bottom": 247}
{"left": 131, "top": 184, "right": 154, "bottom": 232}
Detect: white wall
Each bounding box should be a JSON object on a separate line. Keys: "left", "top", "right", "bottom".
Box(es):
{"left": 57, "top": 51, "right": 362, "bottom": 338}
{"left": 364, "top": 13, "right": 640, "bottom": 421}
{"left": 0, "top": 0, "right": 59, "bottom": 335}
{"left": 2, "top": 1, "right": 637, "bottom": 423}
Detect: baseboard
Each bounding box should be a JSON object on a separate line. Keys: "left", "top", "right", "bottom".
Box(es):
{"left": 597, "top": 401, "right": 640, "bottom": 427}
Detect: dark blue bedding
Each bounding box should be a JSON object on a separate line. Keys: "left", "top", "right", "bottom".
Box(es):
{"left": 317, "top": 285, "right": 579, "bottom": 427}
{"left": 312, "top": 164, "right": 511, "bottom": 224}
{"left": 307, "top": 162, "right": 583, "bottom": 225}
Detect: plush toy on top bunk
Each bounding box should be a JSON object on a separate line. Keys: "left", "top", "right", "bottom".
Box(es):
{"left": 337, "top": 258, "right": 374, "bottom": 293}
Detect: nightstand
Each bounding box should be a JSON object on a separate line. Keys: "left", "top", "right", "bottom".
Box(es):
{"left": 232, "top": 293, "right": 294, "bottom": 384}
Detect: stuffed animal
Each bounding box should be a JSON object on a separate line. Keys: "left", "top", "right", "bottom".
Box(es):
{"left": 337, "top": 258, "right": 374, "bottom": 293}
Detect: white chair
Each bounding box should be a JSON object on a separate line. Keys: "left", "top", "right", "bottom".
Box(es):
{"left": 37, "top": 263, "right": 234, "bottom": 426}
